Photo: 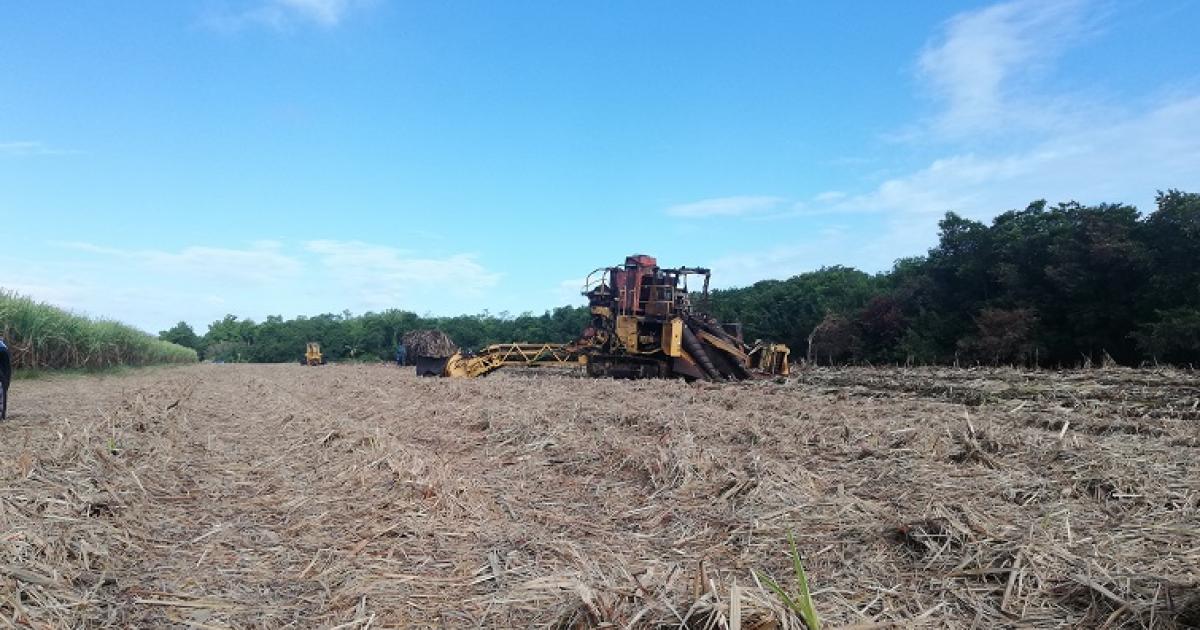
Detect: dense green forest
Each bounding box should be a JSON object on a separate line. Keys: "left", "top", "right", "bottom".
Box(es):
{"left": 709, "top": 190, "right": 1200, "bottom": 366}
{"left": 163, "top": 190, "right": 1200, "bottom": 367}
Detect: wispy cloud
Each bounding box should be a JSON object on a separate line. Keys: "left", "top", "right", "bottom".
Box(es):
{"left": 801, "top": 0, "right": 1200, "bottom": 220}
{"left": 917, "top": 0, "right": 1095, "bottom": 136}
{"left": 812, "top": 191, "right": 846, "bottom": 203}
{"left": 550, "top": 277, "right": 589, "bottom": 306}
{"left": 56, "top": 240, "right": 302, "bottom": 283}
{"left": 3, "top": 242, "right": 302, "bottom": 333}
{"left": 709, "top": 223, "right": 922, "bottom": 288}
{"left": 274, "top": 0, "right": 358, "bottom": 25}
{"left": 0, "top": 281, "right": 89, "bottom": 309}
{"left": 850, "top": 96, "right": 1200, "bottom": 218}
{"left": 0, "top": 141, "right": 80, "bottom": 157}
{"left": 22, "top": 239, "right": 503, "bottom": 331}
{"left": 665, "top": 195, "right": 786, "bottom": 218}
{"left": 304, "top": 240, "right": 502, "bottom": 309}
{"left": 204, "top": 0, "right": 370, "bottom": 31}
{"left": 709, "top": 0, "right": 1200, "bottom": 283}
{"left": 813, "top": 0, "right": 1200, "bottom": 220}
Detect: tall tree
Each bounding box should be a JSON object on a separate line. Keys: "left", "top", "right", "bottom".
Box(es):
{"left": 159, "top": 321, "right": 201, "bottom": 352}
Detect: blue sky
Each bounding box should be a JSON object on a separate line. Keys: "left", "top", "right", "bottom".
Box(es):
{"left": 2, "top": 0, "right": 1198, "bottom": 333}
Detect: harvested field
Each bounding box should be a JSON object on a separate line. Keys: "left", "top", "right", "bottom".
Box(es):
{"left": 2, "top": 364, "right": 1198, "bottom": 628}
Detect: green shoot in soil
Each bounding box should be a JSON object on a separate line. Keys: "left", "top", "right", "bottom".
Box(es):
{"left": 755, "top": 531, "right": 821, "bottom": 630}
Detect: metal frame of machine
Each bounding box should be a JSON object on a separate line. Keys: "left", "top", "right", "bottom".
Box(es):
{"left": 438, "top": 343, "right": 581, "bottom": 377}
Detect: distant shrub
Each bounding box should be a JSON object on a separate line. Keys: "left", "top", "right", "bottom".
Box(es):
{"left": 958, "top": 308, "right": 1039, "bottom": 365}
{"left": 1133, "top": 308, "right": 1200, "bottom": 365}
{"left": 807, "top": 313, "right": 860, "bottom": 365}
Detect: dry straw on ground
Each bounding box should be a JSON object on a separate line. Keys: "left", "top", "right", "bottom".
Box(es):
{"left": 1, "top": 364, "right": 1197, "bottom": 628}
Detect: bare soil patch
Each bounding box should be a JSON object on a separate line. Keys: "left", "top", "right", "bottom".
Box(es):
{"left": 1, "top": 364, "right": 1197, "bottom": 628}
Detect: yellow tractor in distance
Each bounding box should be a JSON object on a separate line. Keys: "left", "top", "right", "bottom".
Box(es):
{"left": 302, "top": 342, "right": 326, "bottom": 366}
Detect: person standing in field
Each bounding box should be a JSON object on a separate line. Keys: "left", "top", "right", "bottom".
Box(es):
{"left": 395, "top": 343, "right": 407, "bottom": 367}
{"left": 0, "top": 338, "right": 10, "bottom": 420}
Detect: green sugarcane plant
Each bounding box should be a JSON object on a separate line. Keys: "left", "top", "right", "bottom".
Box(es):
{"left": 754, "top": 531, "right": 821, "bottom": 630}
{"left": 0, "top": 289, "right": 197, "bottom": 371}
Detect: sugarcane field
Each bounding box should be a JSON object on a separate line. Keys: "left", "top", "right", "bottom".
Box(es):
{"left": 6, "top": 2, "right": 1200, "bottom": 629}
{"left": 1, "top": 362, "right": 1198, "bottom": 627}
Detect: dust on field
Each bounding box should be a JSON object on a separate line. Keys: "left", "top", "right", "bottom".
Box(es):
{"left": 1, "top": 364, "right": 1197, "bottom": 628}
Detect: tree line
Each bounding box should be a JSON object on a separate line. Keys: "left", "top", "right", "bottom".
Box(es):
{"left": 708, "top": 190, "right": 1200, "bottom": 366}
{"left": 162, "top": 190, "right": 1199, "bottom": 367}
{"left": 160, "top": 306, "right": 590, "bottom": 364}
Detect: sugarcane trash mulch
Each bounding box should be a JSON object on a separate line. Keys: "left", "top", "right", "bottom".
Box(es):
{"left": 1, "top": 364, "right": 1198, "bottom": 628}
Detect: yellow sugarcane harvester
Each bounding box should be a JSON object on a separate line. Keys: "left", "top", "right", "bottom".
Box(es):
{"left": 427, "top": 254, "right": 789, "bottom": 381}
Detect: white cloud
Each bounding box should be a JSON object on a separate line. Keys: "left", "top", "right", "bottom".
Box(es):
{"left": 559, "top": 278, "right": 585, "bottom": 290}
{"left": 56, "top": 241, "right": 302, "bottom": 284}
{"left": 205, "top": 0, "right": 369, "bottom": 31}
{"left": 304, "top": 240, "right": 502, "bottom": 309}
{"left": 551, "top": 277, "right": 589, "bottom": 306}
{"left": 0, "top": 262, "right": 252, "bottom": 334}
{"left": 918, "top": 0, "right": 1093, "bottom": 136}
{"left": 0, "top": 141, "right": 43, "bottom": 156}
{"left": 11, "top": 239, "right": 505, "bottom": 332}
{"left": 815, "top": 99, "right": 1200, "bottom": 223}
{"left": 0, "top": 141, "right": 79, "bottom": 157}
{"left": 665, "top": 195, "right": 786, "bottom": 218}
{"left": 0, "top": 281, "right": 88, "bottom": 309}
{"left": 274, "top": 0, "right": 356, "bottom": 25}
{"left": 710, "top": 223, "right": 919, "bottom": 288}
{"left": 707, "top": 0, "right": 1200, "bottom": 284}
{"left": 815, "top": 0, "right": 1200, "bottom": 219}
{"left": 813, "top": 191, "right": 846, "bottom": 203}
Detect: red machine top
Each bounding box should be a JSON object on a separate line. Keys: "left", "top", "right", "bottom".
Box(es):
{"left": 624, "top": 254, "right": 657, "bottom": 269}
